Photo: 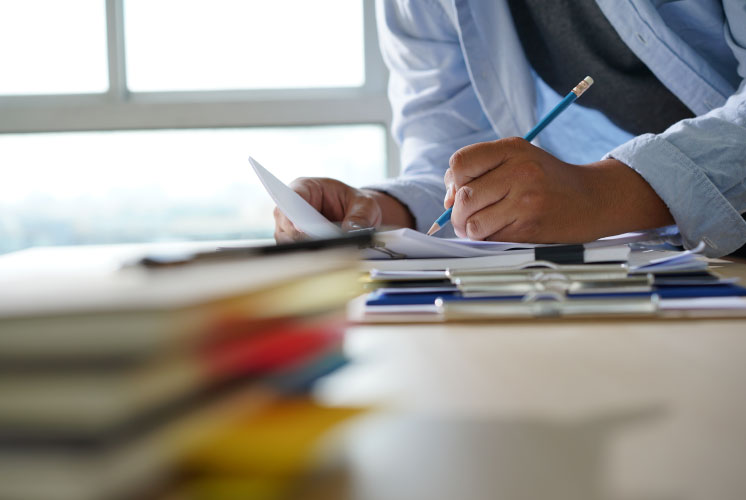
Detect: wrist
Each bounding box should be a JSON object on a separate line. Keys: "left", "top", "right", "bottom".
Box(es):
{"left": 585, "top": 158, "right": 674, "bottom": 235}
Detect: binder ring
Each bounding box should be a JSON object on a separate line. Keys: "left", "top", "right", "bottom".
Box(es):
{"left": 521, "top": 291, "right": 565, "bottom": 302}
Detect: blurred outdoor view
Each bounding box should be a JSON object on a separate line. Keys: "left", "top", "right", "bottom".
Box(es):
{"left": 0, "top": 126, "right": 387, "bottom": 254}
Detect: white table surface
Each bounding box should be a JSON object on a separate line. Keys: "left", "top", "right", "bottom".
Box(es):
{"left": 308, "top": 260, "right": 746, "bottom": 500}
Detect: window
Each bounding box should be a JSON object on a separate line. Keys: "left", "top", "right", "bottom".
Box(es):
{"left": 0, "top": 0, "right": 108, "bottom": 95}
{"left": 124, "top": 0, "right": 365, "bottom": 91}
{"left": 0, "top": 0, "right": 393, "bottom": 254}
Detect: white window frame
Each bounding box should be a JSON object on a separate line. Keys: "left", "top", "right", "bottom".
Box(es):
{"left": 0, "top": 0, "right": 399, "bottom": 176}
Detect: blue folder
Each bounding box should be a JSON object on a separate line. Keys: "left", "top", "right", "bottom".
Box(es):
{"left": 365, "top": 284, "right": 746, "bottom": 307}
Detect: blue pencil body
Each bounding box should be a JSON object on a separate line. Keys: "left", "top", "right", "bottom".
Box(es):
{"left": 523, "top": 91, "right": 577, "bottom": 142}
{"left": 432, "top": 89, "right": 581, "bottom": 232}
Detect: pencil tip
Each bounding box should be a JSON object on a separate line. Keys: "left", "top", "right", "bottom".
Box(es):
{"left": 426, "top": 223, "right": 440, "bottom": 236}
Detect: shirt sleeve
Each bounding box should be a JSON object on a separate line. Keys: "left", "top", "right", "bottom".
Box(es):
{"left": 364, "top": 0, "right": 498, "bottom": 236}
{"left": 605, "top": 2, "right": 746, "bottom": 257}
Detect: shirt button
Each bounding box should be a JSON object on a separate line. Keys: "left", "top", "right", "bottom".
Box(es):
{"left": 636, "top": 33, "right": 647, "bottom": 44}
{"left": 702, "top": 236, "right": 717, "bottom": 249}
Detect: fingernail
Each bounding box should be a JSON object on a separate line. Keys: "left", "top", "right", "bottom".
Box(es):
{"left": 444, "top": 184, "right": 453, "bottom": 200}
{"left": 344, "top": 219, "right": 372, "bottom": 231}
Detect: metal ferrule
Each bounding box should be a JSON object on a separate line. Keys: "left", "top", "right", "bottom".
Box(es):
{"left": 572, "top": 76, "right": 594, "bottom": 97}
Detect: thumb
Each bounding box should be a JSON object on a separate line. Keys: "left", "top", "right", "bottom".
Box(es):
{"left": 341, "top": 214, "right": 374, "bottom": 231}
{"left": 341, "top": 196, "right": 379, "bottom": 231}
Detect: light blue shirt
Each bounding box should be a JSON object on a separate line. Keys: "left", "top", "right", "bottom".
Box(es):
{"left": 366, "top": 0, "right": 746, "bottom": 257}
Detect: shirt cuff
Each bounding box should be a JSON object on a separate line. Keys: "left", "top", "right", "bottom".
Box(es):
{"left": 605, "top": 134, "right": 746, "bottom": 257}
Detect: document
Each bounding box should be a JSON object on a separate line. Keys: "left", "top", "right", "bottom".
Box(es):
{"left": 629, "top": 241, "right": 707, "bottom": 271}
{"left": 250, "top": 157, "right": 343, "bottom": 239}
{"left": 251, "top": 157, "right": 647, "bottom": 261}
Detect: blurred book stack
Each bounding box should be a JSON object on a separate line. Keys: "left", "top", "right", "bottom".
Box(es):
{"left": 0, "top": 242, "right": 366, "bottom": 500}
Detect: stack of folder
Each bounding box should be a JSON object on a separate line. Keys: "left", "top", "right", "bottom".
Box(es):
{"left": 357, "top": 241, "right": 746, "bottom": 322}
{"left": 0, "top": 242, "right": 367, "bottom": 500}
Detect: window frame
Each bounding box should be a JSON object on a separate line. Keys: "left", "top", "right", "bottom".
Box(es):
{"left": 0, "top": 0, "right": 399, "bottom": 176}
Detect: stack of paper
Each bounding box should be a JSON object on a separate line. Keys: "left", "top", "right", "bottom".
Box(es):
{"left": 0, "top": 244, "right": 366, "bottom": 500}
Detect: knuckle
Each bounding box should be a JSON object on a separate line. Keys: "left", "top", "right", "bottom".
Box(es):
{"left": 501, "top": 136, "right": 527, "bottom": 151}
{"left": 454, "top": 186, "right": 474, "bottom": 207}
{"left": 466, "top": 217, "right": 483, "bottom": 239}
{"left": 449, "top": 149, "right": 468, "bottom": 172}
{"left": 517, "top": 190, "right": 546, "bottom": 212}
{"left": 521, "top": 160, "right": 545, "bottom": 181}
{"left": 360, "top": 190, "right": 377, "bottom": 205}
{"left": 290, "top": 177, "right": 323, "bottom": 195}
{"left": 289, "top": 177, "right": 310, "bottom": 188}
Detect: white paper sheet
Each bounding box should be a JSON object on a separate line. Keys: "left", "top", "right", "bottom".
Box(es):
{"left": 369, "top": 228, "right": 537, "bottom": 259}
{"left": 250, "top": 157, "right": 343, "bottom": 239}
{"left": 629, "top": 241, "right": 707, "bottom": 272}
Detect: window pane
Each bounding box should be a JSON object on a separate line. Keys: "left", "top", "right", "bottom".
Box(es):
{"left": 0, "top": 0, "right": 108, "bottom": 95}
{"left": 0, "top": 126, "right": 386, "bottom": 254}
{"left": 124, "top": 0, "right": 365, "bottom": 92}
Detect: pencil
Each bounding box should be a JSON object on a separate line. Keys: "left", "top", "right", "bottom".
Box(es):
{"left": 426, "top": 76, "right": 594, "bottom": 236}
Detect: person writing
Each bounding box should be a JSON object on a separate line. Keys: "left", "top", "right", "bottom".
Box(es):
{"left": 274, "top": 0, "right": 746, "bottom": 258}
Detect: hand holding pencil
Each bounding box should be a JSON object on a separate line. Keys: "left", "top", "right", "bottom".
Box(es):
{"left": 442, "top": 138, "right": 609, "bottom": 243}
{"left": 429, "top": 75, "right": 674, "bottom": 243}
{"left": 428, "top": 76, "right": 594, "bottom": 236}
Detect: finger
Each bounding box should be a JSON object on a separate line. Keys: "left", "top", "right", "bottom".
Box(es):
{"left": 448, "top": 137, "right": 529, "bottom": 188}
{"left": 450, "top": 170, "right": 512, "bottom": 238}
{"left": 443, "top": 181, "right": 456, "bottom": 209}
{"left": 273, "top": 206, "right": 305, "bottom": 242}
{"left": 274, "top": 228, "right": 295, "bottom": 244}
{"left": 289, "top": 178, "right": 323, "bottom": 210}
{"left": 474, "top": 196, "right": 544, "bottom": 243}
{"left": 273, "top": 206, "right": 296, "bottom": 236}
{"left": 274, "top": 225, "right": 308, "bottom": 242}
{"left": 342, "top": 194, "right": 382, "bottom": 230}
{"left": 290, "top": 177, "right": 353, "bottom": 222}
{"left": 459, "top": 199, "right": 518, "bottom": 241}
{"left": 444, "top": 168, "right": 454, "bottom": 191}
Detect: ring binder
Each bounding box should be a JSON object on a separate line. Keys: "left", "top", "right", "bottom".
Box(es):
{"left": 436, "top": 294, "right": 660, "bottom": 319}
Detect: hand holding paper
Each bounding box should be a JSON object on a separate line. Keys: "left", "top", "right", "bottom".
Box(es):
{"left": 252, "top": 157, "right": 386, "bottom": 242}
{"left": 251, "top": 157, "right": 344, "bottom": 240}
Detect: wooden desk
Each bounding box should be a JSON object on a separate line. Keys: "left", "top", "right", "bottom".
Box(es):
{"left": 308, "top": 259, "right": 746, "bottom": 500}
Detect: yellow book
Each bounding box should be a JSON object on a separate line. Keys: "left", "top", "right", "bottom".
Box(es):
{"left": 182, "top": 397, "right": 366, "bottom": 477}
